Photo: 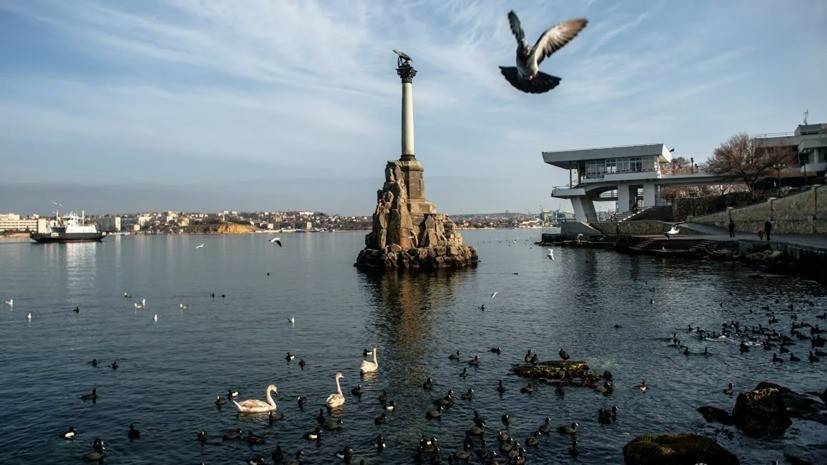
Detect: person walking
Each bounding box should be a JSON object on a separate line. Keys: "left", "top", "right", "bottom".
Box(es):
{"left": 728, "top": 219, "right": 736, "bottom": 239}
{"left": 764, "top": 219, "right": 773, "bottom": 241}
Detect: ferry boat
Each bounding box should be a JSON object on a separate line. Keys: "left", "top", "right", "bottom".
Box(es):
{"left": 30, "top": 211, "right": 105, "bottom": 243}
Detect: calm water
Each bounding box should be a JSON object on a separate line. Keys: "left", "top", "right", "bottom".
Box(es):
{"left": 0, "top": 230, "right": 825, "bottom": 465}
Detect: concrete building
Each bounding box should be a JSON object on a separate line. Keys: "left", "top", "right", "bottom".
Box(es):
{"left": 96, "top": 216, "right": 121, "bottom": 233}
{"left": 0, "top": 213, "right": 39, "bottom": 232}
{"left": 543, "top": 144, "right": 730, "bottom": 222}
{"left": 754, "top": 122, "right": 827, "bottom": 179}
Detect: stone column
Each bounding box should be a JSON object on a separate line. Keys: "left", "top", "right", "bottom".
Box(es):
{"left": 397, "top": 63, "right": 417, "bottom": 161}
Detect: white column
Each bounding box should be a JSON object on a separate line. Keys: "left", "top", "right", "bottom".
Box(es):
{"left": 617, "top": 184, "right": 631, "bottom": 213}
{"left": 401, "top": 82, "right": 414, "bottom": 157}
{"left": 571, "top": 197, "right": 597, "bottom": 223}
{"left": 643, "top": 182, "right": 657, "bottom": 208}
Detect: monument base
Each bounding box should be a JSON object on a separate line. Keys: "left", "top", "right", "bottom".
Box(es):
{"left": 355, "top": 160, "right": 479, "bottom": 271}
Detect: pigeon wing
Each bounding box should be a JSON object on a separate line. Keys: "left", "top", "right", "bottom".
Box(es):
{"left": 499, "top": 67, "right": 561, "bottom": 94}
{"left": 508, "top": 11, "right": 525, "bottom": 43}
{"left": 531, "top": 18, "right": 587, "bottom": 66}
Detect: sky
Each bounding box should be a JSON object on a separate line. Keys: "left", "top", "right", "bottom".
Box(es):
{"left": 1, "top": 0, "right": 825, "bottom": 216}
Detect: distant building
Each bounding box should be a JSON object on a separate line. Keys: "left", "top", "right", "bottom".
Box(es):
{"left": 0, "top": 213, "right": 38, "bottom": 232}
{"left": 96, "top": 216, "right": 121, "bottom": 233}
{"left": 754, "top": 122, "right": 827, "bottom": 179}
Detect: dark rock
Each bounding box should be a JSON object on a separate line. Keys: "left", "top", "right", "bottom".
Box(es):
{"left": 511, "top": 360, "right": 590, "bottom": 379}
{"left": 623, "top": 434, "right": 739, "bottom": 465}
{"left": 731, "top": 386, "right": 791, "bottom": 437}
{"left": 754, "top": 382, "right": 827, "bottom": 425}
{"left": 697, "top": 406, "right": 733, "bottom": 425}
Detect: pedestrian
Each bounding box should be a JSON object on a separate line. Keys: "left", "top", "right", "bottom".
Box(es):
{"left": 728, "top": 219, "right": 736, "bottom": 239}
{"left": 757, "top": 227, "right": 765, "bottom": 240}
{"left": 616, "top": 223, "right": 621, "bottom": 236}
{"left": 764, "top": 219, "right": 772, "bottom": 241}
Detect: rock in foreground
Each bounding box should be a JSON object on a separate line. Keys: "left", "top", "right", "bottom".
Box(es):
{"left": 731, "top": 386, "right": 792, "bottom": 437}
{"left": 623, "top": 434, "right": 740, "bottom": 465}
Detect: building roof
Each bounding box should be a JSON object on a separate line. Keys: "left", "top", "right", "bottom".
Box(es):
{"left": 542, "top": 143, "right": 672, "bottom": 169}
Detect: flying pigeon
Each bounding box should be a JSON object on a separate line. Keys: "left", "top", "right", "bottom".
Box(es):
{"left": 269, "top": 237, "right": 282, "bottom": 247}
{"left": 500, "top": 11, "right": 587, "bottom": 94}
{"left": 547, "top": 248, "right": 555, "bottom": 261}
{"left": 195, "top": 243, "right": 205, "bottom": 249}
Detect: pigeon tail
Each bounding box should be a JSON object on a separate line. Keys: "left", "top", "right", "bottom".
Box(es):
{"left": 499, "top": 67, "right": 561, "bottom": 94}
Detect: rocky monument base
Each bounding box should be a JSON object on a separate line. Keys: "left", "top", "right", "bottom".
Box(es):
{"left": 355, "top": 160, "right": 478, "bottom": 271}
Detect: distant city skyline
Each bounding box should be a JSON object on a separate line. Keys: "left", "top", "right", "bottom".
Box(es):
{"left": 1, "top": 0, "right": 825, "bottom": 215}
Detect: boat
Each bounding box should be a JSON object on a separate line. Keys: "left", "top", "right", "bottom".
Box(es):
{"left": 30, "top": 211, "right": 105, "bottom": 243}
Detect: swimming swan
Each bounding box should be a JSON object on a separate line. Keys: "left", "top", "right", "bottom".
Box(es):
{"left": 325, "top": 372, "right": 345, "bottom": 408}
{"left": 360, "top": 347, "right": 378, "bottom": 374}
{"left": 233, "top": 384, "right": 278, "bottom": 413}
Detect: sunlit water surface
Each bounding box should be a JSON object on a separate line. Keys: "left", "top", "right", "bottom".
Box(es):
{"left": 0, "top": 230, "right": 825, "bottom": 464}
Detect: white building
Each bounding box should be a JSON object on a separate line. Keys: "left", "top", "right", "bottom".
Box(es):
{"left": 0, "top": 213, "right": 39, "bottom": 232}
{"left": 543, "top": 144, "right": 730, "bottom": 222}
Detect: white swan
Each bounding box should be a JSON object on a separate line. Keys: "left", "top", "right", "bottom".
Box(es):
{"left": 233, "top": 384, "right": 278, "bottom": 413}
{"left": 360, "top": 347, "right": 378, "bottom": 374}
{"left": 325, "top": 372, "right": 345, "bottom": 408}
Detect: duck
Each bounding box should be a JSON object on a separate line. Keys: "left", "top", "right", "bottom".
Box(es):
{"left": 790, "top": 352, "right": 801, "bottom": 362}
{"left": 223, "top": 428, "right": 242, "bottom": 440}
{"left": 298, "top": 359, "right": 306, "bottom": 370}
{"left": 452, "top": 442, "right": 471, "bottom": 462}
{"left": 568, "top": 438, "right": 579, "bottom": 457}
{"left": 296, "top": 396, "right": 306, "bottom": 410}
{"left": 426, "top": 405, "right": 443, "bottom": 420}
{"left": 559, "top": 348, "right": 570, "bottom": 361}
{"left": 375, "top": 434, "right": 386, "bottom": 452}
{"left": 233, "top": 384, "right": 278, "bottom": 413}
{"left": 383, "top": 400, "right": 396, "bottom": 411}
{"left": 468, "top": 355, "right": 480, "bottom": 367}
{"left": 598, "top": 407, "right": 615, "bottom": 424}
{"left": 449, "top": 350, "right": 461, "bottom": 360}
{"left": 524, "top": 349, "right": 533, "bottom": 362}
{"left": 459, "top": 367, "right": 468, "bottom": 379}
{"left": 501, "top": 413, "right": 510, "bottom": 428}
{"left": 285, "top": 450, "right": 304, "bottom": 465}
{"left": 246, "top": 431, "right": 265, "bottom": 445}
{"left": 466, "top": 422, "right": 485, "bottom": 437}
{"left": 496, "top": 380, "right": 506, "bottom": 394}
{"left": 525, "top": 431, "right": 540, "bottom": 447}
{"left": 334, "top": 446, "right": 353, "bottom": 463}
{"left": 637, "top": 380, "right": 648, "bottom": 392}
{"left": 423, "top": 377, "right": 434, "bottom": 390}
{"left": 519, "top": 383, "right": 534, "bottom": 394}
{"left": 81, "top": 438, "right": 105, "bottom": 462}
{"left": 723, "top": 383, "right": 734, "bottom": 395}
{"left": 127, "top": 424, "right": 140, "bottom": 440}
{"left": 360, "top": 347, "right": 379, "bottom": 374}
{"left": 303, "top": 426, "right": 321, "bottom": 441}
{"left": 227, "top": 389, "right": 239, "bottom": 399}
{"left": 461, "top": 388, "right": 474, "bottom": 401}
{"left": 80, "top": 388, "right": 97, "bottom": 401}
{"left": 323, "top": 417, "right": 344, "bottom": 431}
{"left": 88, "top": 359, "right": 98, "bottom": 367}
{"left": 73, "top": 306, "right": 80, "bottom": 313}
{"left": 490, "top": 347, "right": 501, "bottom": 355}
{"left": 557, "top": 422, "right": 578, "bottom": 435}
{"left": 351, "top": 384, "right": 363, "bottom": 396}
{"left": 247, "top": 455, "right": 266, "bottom": 465}
{"left": 197, "top": 431, "right": 208, "bottom": 443}
{"left": 215, "top": 396, "right": 226, "bottom": 407}
{"left": 374, "top": 413, "right": 386, "bottom": 425}
{"left": 435, "top": 389, "right": 454, "bottom": 407}
{"left": 538, "top": 417, "right": 552, "bottom": 434}
{"left": 110, "top": 360, "right": 119, "bottom": 370}
{"left": 62, "top": 426, "right": 77, "bottom": 440}
{"left": 378, "top": 390, "right": 388, "bottom": 403}
{"left": 285, "top": 352, "right": 295, "bottom": 362}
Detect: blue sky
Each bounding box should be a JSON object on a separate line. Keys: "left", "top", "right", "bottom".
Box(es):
{"left": 1, "top": 0, "right": 825, "bottom": 215}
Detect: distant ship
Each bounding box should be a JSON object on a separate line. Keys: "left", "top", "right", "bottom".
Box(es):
{"left": 30, "top": 211, "right": 105, "bottom": 243}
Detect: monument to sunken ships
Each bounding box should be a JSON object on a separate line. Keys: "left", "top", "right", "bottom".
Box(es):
{"left": 355, "top": 51, "right": 478, "bottom": 270}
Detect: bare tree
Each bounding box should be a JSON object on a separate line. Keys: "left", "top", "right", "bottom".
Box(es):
{"left": 705, "top": 133, "right": 789, "bottom": 196}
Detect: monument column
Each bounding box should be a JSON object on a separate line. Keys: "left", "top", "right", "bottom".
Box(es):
{"left": 398, "top": 64, "right": 416, "bottom": 160}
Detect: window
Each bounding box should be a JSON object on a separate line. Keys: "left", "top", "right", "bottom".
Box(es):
{"left": 617, "top": 158, "right": 630, "bottom": 172}
{"left": 630, "top": 157, "right": 642, "bottom": 172}
{"left": 605, "top": 159, "right": 616, "bottom": 174}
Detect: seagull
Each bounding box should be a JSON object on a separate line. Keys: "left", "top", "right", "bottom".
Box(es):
{"left": 269, "top": 237, "right": 282, "bottom": 247}
{"left": 491, "top": 292, "right": 498, "bottom": 299}
{"left": 289, "top": 316, "right": 295, "bottom": 326}
{"left": 500, "top": 11, "right": 588, "bottom": 94}
{"left": 179, "top": 303, "right": 188, "bottom": 310}
{"left": 153, "top": 314, "right": 158, "bottom": 322}
{"left": 134, "top": 298, "right": 146, "bottom": 309}
{"left": 4, "top": 298, "right": 12, "bottom": 308}
{"left": 27, "top": 312, "right": 32, "bottom": 321}
{"left": 547, "top": 248, "right": 555, "bottom": 260}
{"left": 195, "top": 243, "right": 205, "bottom": 249}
